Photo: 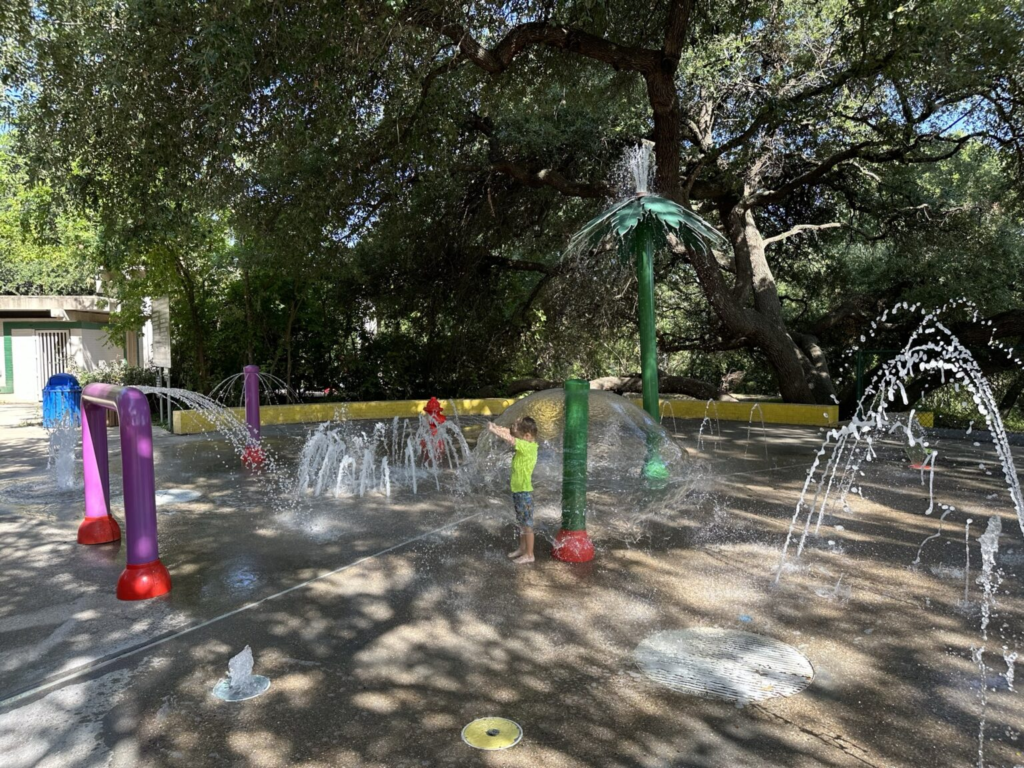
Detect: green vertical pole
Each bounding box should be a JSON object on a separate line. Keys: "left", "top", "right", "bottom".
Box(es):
{"left": 560, "top": 379, "right": 589, "bottom": 532}
{"left": 634, "top": 220, "right": 668, "bottom": 482}
{"left": 636, "top": 220, "right": 660, "bottom": 422}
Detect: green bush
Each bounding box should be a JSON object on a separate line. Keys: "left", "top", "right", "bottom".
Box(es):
{"left": 919, "top": 374, "right": 1024, "bottom": 433}
{"left": 68, "top": 360, "right": 159, "bottom": 388}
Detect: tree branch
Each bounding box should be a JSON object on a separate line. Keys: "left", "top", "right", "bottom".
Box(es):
{"left": 417, "top": 13, "right": 659, "bottom": 75}
{"left": 481, "top": 254, "right": 553, "bottom": 275}
{"left": 506, "top": 373, "right": 738, "bottom": 401}
{"left": 762, "top": 222, "right": 843, "bottom": 247}
{"left": 659, "top": 334, "right": 749, "bottom": 353}
{"left": 468, "top": 112, "right": 610, "bottom": 198}
{"left": 490, "top": 160, "right": 610, "bottom": 198}
{"left": 746, "top": 133, "right": 982, "bottom": 207}
{"left": 706, "top": 50, "right": 900, "bottom": 166}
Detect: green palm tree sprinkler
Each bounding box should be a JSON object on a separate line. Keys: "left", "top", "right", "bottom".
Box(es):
{"left": 566, "top": 145, "right": 728, "bottom": 481}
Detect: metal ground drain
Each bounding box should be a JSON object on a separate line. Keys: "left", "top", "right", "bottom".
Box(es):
{"left": 461, "top": 717, "right": 522, "bottom": 750}
{"left": 634, "top": 628, "right": 813, "bottom": 703}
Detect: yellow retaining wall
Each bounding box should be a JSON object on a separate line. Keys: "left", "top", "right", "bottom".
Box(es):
{"left": 172, "top": 396, "right": 837, "bottom": 433}
{"left": 172, "top": 398, "right": 516, "bottom": 435}
{"left": 639, "top": 400, "right": 839, "bottom": 427}
{"left": 916, "top": 411, "right": 934, "bottom": 428}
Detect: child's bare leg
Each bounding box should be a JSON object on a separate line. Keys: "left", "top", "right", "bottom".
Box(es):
{"left": 514, "top": 527, "right": 535, "bottom": 564}
{"left": 508, "top": 526, "right": 524, "bottom": 558}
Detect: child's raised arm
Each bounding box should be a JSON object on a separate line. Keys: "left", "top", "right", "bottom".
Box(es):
{"left": 486, "top": 421, "right": 516, "bottom": 446}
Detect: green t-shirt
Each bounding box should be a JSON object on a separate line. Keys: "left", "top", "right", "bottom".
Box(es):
{"left": 510, "top": 438, "right": 538, "bottom": 492}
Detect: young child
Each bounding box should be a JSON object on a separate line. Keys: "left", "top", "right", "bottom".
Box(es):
{"left": 487, "top": 417, "right": 539, "bottom": 564}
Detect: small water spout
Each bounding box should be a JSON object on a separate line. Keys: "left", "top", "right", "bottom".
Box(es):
{"left": 294, "top": 410, "right": 472, "bottom": 500}
{"left": 972, "top": 645, "right": 987, "bottom": 768}
{"left": 212, "top": 645, "right": 271, "bottom": 701}
{"left": 775, "top": 305, "right": 1024, "bottom": 582}
{"left": 697, "top": 400, "right": 721, "bottom": 453}
{"left": 623, "top": 142, "right": 656, "bottom": 196}
{"left": 744, "top": 403, "right": 769, "bottom": 463}
{"left": 963, "top": 518, "right": 974, "bottom": 608}
{"left": 976, "top": 515, "right": 1002, "bottom": 640}
{"left": 1004, "top": 648, "right": 1018, "bottom": 692}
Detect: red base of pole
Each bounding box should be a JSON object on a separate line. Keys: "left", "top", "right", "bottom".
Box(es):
{"left": 116, "top": 558, "right": 172, "bottom": 601}
{"left": 77, "top": 515, "right": 121, "bottom": 545}
{"left": 552, "top": 529, "right": 595, "bottom": 563}
{"left": 242, "top": 444, "right": 266, "bottom": 470}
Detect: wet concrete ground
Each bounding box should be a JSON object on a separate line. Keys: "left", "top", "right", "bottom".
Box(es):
{"left": 1, "top": 406, "right": 1023, "bottom": 767}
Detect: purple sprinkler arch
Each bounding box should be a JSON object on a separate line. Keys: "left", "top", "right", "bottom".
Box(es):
{"left": 77, "top": 383, "right": 171, "bottom": 601}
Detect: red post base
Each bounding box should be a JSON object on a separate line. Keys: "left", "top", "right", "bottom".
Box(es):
{"left": 552, "top": 529, "right": 595, "bottom": 563}
{"left": 242, "top": 444, "right": 266, "bottom": 470}
{"left": 77, "top": 515, "right": 122, "bottom": 545}
{"left": 116, "top": 558, "right": 172, "bottom": 601}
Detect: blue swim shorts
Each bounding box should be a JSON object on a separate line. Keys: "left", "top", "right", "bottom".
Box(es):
{"left": 512, "top": 491, "right": 535, "bottom": 528}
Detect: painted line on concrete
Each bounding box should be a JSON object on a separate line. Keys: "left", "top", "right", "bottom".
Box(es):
{"left": 0, "top": 511, "right": 484, "bottom": 710}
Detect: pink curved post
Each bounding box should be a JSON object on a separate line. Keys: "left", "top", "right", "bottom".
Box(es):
{"left": 78, "top": 383, "right": 171, "bottom": 601}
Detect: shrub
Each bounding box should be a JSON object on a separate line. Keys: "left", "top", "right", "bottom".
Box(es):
{"left": 68, "top": 360, "right": 159, "bottom": 388}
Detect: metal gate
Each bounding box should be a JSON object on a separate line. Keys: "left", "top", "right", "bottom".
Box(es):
{"left": 36, "top": 330, "right": 71, "bottom": 392}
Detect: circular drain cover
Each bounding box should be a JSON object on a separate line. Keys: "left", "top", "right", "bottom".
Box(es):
{"left": 155, "top": 488, "right": 202, "bottom": 505}
{"left": 461, "top": 717, "right": 522, "bottom": 750}
{"left": 634, "top": 628, "right": 813, "bottom": 703}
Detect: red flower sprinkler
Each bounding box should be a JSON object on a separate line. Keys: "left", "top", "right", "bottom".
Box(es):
{"left": 242, "top": 365, "right": 266, "bottom": 470}
{"left": 421, "top": 397, "right": 447, "bottom": 461}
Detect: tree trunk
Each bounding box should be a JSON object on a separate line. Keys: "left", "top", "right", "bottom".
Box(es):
{"left": 643, "top": 57, "right": 834, "bottom": 407}
{"left": 242, "top": 264, "right": 255, "bottom": 365}
{"left": 174, "top": 255, "right": 208, "bottom": 390}
{"left": 1000, "top": 373, "right": 1024, "bottom": 413}
{"left": 648, "top": 70, "right": 681, "bottom": 199}
{"left": 678, "top": 201, "right": 831, "bottom": 404}
{"left": 507, "top": 377, "right": 561, "bottom": 396}
{"left": 283, "top": 296, "right": 300, "bottom": 389}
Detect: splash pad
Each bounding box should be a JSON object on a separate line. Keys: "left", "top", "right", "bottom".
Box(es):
{"left": 5, "top": 359, "right": 1023, "bottom": 765}
{"left": 7, "top": 280, "right": 1022, "bottom": 766}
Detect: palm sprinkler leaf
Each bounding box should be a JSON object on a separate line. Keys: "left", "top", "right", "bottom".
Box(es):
{"left": 566, "top": 195, "right": 728, "bottom": 264}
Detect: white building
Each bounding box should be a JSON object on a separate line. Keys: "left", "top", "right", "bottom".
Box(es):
{"left": 0, "top": 295, "right": 145, "bottom": 401}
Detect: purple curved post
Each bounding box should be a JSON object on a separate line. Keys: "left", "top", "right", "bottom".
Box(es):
{"left": 241, "top": 365, "right": 267, "bottom": 469}
{"left": 244, "top": 365, "right": 261, "bottom": 443}
{"left": 79, "top": 383, "right": 171, "bottom": 601}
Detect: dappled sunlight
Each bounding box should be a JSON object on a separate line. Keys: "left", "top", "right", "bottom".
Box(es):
{"left": 0, "top": 413, "right": 1022, "bottom": 766}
